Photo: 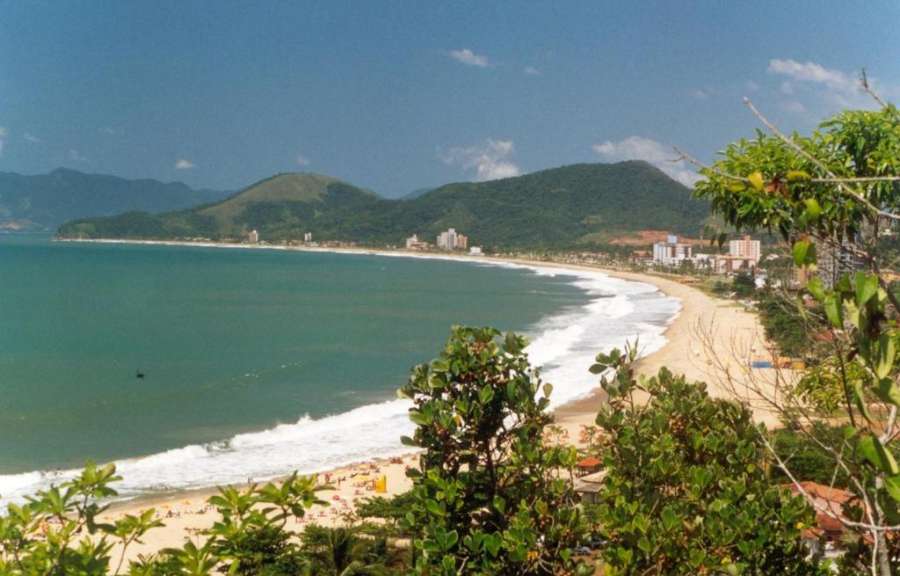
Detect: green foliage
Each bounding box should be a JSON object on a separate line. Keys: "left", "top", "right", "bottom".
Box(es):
{"left": 697, "top": 102, "right": 900, "bottom": 573}
{"left": 299, "top": 524, "right": 394, "bottom": 576}
{"left": 356, "top": 492, "right": 417, "bottom": 537}
{"left": 694, "top": 107, "right": 900, "bottom": 242}
{"left": 0, "top": 463, "right": 161, "bottom": 576}
{"left": 771, "top": 425, "right": 851, "bottom": 488}
{"left": 398, "top": 326, "right": 589, "bottom": 575}
{"left": 732, "top": 270, "right": 756, "bottom": 297}
{"left": 59, "top": 162, "right": 709, "bottom": 249}
{"left": 199, "top": 473, "right": 324, "bottom": 575}
{"left": 0, "top": 467, "right": 339, "bottom": 575}
{"left": 755, "top": 289, "right": 818, "bottom": 358}
{"left": 590, "top": 352, "right": 824, "bottom": 575}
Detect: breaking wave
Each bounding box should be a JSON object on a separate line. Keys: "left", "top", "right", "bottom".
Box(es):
{"left": 0, "top": 257, "right": 679, "bottom": 507}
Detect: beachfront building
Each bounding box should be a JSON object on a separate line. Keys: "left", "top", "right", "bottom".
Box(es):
{"left": 247, "top": 229, "right": 259, "bottom": 244}
{"left": 436, "top": 228, "right": 469, "bottom": 251}
{"left": 710, "top": 254, "right": 757, "bottom": 274}
{"left": 405, "top": 234, "right": 430, "bottom": 250}
{"left": 652, "top": 234, "right": 693, "bottom": 266}
{"left": 303, "top": 232, "right": 313, "bottom": 243}
{"left": 817, "top": 238, "right": 866, "bottom": 288}
{"left": 729, "top": 235, "right": 761, "bottom": 265}
{"left": 469, "top": 246, "right": 483, "bottom": 255}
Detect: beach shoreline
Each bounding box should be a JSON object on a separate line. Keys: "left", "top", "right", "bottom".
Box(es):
{"left": 49, "top": 237, "right": 781, "bottom": 561}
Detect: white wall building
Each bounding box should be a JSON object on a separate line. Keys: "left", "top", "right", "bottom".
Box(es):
{"left": 436, "top": 228, "right": 468, "bottom": 251}
{"left": 436, "top": 228, "right": 457, "bottom": 250}
{"left": 652, "top": 234, "right": 693, "bottom": 266}
{"left": 406, "top": 234, "right": 429, "bottom": 250}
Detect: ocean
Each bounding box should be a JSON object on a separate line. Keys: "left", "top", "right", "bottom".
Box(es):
{"left": 0, "top": 235, "right": 679, "bottom": 505}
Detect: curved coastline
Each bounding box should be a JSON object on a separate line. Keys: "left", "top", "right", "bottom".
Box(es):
{"left": 10, "top": 237, "right": 774, "bottom": 560}
{"left": 5, "top": 238, "right": 772, "bottom": 514}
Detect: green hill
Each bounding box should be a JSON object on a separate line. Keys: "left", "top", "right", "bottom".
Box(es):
{"left": 0, "top": 168, "right": 229, "bottom": 232}
{"left": 58, "top": 161, "right": 708, "bottom": 249}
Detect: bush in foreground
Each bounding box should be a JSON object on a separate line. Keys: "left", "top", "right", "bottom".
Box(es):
{"left": 588, "top": 347, "right": 826, "bottom": 575}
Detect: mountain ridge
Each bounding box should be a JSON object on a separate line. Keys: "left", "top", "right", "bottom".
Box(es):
{"left": 58, "top": 161, "right": 710, "bottom": 249}
{"left": 0, "top": 168, "right": 230, "bottom": 231}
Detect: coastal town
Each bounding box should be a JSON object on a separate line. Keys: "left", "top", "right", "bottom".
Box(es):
{"left": 5, "top": 2, "right": 899, "bottom": 575}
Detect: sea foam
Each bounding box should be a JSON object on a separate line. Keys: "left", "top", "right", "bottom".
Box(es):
{"left": 0, "top": 257, "right": 679, "bottom": 507}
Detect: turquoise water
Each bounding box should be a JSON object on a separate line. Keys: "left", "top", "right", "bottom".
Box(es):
{"left": 0, "top": 236, "right": 587, "bottom": 475}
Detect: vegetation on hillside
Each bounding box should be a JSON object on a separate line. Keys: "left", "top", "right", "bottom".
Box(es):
{"left": 58, "top": 162, "right": 710, "bottom": 250}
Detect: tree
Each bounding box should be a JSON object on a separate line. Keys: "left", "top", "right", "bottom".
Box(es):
{"left": 299, "top": 524, "right": 391, "bottom": 575}
{"left": 692, "top": 82, "right": 900, "bottom": 574}
{"left": 588, "top": 346, "right": 825, "bottom": 575}
{"left": 398, "top": 326, "right": 589, "bottom": 575}
{"left": 0, "top": 463, "right": 161, "bottom": 576}
{"left": 0, "top": 464, "right": 331, "bottom": 575}
{"left": 732, "top": 270, "right": 756, "bottom": 297}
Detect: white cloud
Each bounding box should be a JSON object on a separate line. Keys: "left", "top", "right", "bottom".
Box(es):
{"left": 592, "top": 136, "right": 700, "bottom": 187}
{"left": 441, "top": 139, "right": 521, "bottom": 181}
{"left": 745, "top": 80, "right": 760, "bottom": 92}
{"left": 524, "top": 66, "right": 541, "bottom": 76}
{"left": 99, "top": 127, "right": 119, "bottom": 135}
{"left": 175, "top": 159, "right": 194, "bottom": 170}
{"left": 766, "top": 58, "right": 881, "bottom": 110}
{"left": 24, "top": 132, "right": 41, "bottom": 144}
{"left": 68, "top": 149, "right": 87, "bottom": 162}
{"left": 0, "top": 126, "right": 6, "bottom": 156}
{"left": 449, "top": 48, "right": 489, "bottom": 68}
{"left": 692, "top": 88, "right": 710, "bottom": 100}
{"left": 296, "top": 154, "right": 310, "bottom": 167}
{"left": 768, "top": 59, "right": 856, "bottom": 92}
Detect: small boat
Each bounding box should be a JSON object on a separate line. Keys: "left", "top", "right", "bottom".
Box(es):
{"left": 135, "top": 370, "right": 145, "bottom": 379}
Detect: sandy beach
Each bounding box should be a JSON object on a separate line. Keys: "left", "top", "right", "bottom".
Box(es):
{"left": 56, "top": 239, "right": 781, "bottom": 562}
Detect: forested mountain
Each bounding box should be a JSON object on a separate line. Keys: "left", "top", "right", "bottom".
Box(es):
{"left": 58, "top": 161, "right": 709, "bottom": 249}
{"left": 0, "top": 168, "right": 229, "bottom": 231}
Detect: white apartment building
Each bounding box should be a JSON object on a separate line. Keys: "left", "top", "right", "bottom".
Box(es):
{"left": 436, "top": 228, "right": 469, "bottom": 251}
{"left": 652, "top": 234, "right": 693, "bottom": 266}
{"left": 729, "top": 235, "right": 761, "bottom": 265}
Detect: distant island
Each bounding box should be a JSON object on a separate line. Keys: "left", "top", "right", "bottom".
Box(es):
{"left": 57, "top": 161, "right": 710, "bottom": 250}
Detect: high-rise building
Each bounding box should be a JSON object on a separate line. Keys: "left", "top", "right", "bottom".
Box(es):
{"left": 652, "top": 235, "right": 692, "bottom": 266}
{"left": 729, "top": 235, "right": 761, "bottom": 265}
{"left": 247, "top": 229, "right": 259, "bottom": 243}
{"left": 436, "top": 228, "right": 470, "bottom": 251}
{"left": 437, "top": 228, "right": 457, "bottom": 250}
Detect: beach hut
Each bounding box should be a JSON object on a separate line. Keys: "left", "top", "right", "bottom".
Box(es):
{"left": 375, "top": 474, "right": 387, "bottom": 493}
{"left": 576, "top": 456, "right": 602, "bottom": 476}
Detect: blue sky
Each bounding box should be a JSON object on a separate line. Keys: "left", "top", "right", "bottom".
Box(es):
{"left": 1, "top": 1, "right": 898, "bottom": 196}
